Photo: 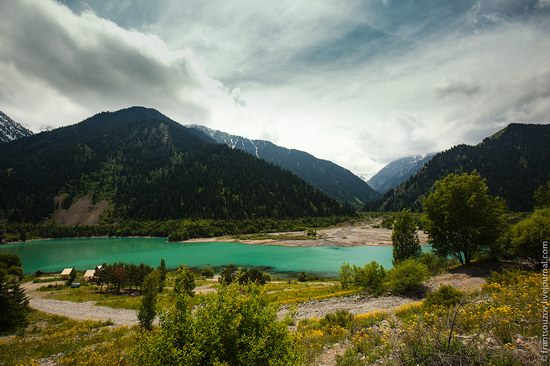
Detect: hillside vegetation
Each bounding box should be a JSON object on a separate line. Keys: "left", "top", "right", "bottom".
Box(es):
{"left": 378, "top": 124, "right": 550, "bottom": 211}
{"left": 0, "top": 107, "right": 350, "bottom": 223}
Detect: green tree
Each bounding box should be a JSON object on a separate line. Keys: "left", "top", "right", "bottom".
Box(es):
{"left": 158, "top": 259, "right": 167, "bottom": 293}
{"left": 423, "top": 172, "right": 506, "bottom": 265}
{"left": 130, "top": 283, "right": 301, "bottom": 365}
{"left": 392, "top": 209, "right": 421, "bottom": 264}
{"left": 511, "top": 208, "right": 550, "bottom": 265}
{"left": 0, "top": 255, "right": 29, "bottom": 334}
{"left": 138, "top": 270, "right": 160, "bottom": 331}
{"left": 174, "top": 265, "right": 195, "bottom": 296}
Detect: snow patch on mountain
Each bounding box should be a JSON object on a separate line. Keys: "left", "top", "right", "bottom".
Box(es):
{"left": 0, "top": 111, "right": 33, "bottom": 143}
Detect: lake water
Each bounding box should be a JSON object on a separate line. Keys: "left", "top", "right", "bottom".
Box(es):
{"left": 0, "top": 237, "right": 430, "bottom": 276}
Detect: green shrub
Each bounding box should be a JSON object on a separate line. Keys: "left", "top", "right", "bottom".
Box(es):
{"left": 131, "top": 284, "right": 301, "bottom": 365}
{"left": 425, "top": 285, "right": 464, "bottom": 308}
{"left": 173, "top": 265, "right": 196, "bottom": 296}
{"left": 238, "top": 267, "right": 271, "bottom": 285}
{"left": 385, "top": 259, "right": 429, "bottom": 297}
{"left": 354, "top": 261, "right": 386, "bottom": 295}
{"left": 320, "top": 309, "right": 354, "bottom": 329}
{"left": 219, "top": 264, "right": 238, "bottom": 285}
{"left": 339, "top": 263, "right": 354, "bottom": 289}
{"left": 200, "top": 266, "right": 215, "bottom": 278}
{"left": 418, "top": 252, "right": 449, "bottom": 275}
{"left": 339, "top": 261, "right": 386, "bottom": 295}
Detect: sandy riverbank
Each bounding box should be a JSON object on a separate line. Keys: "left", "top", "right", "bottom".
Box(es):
{"left": 184, "top": 222, "right": 429, "bottom": 247}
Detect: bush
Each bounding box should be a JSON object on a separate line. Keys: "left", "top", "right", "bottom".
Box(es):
{"left": 339, "top": 261, "right": 386, "bottom": 295}
{"left": 173, "top": 266, "right": 196, "bottom": 296}
{"left": 219, "top": 264, "right": 238, "bottom": 285}
{"left": 385, "top": 259, "right": 429, "bottom": 297}
{"left": 510, "top": 208, "right": 550, "bottom": 265}
{"left": 238, "top": 268, "right": 271, "bottom": 285}
{"left": 297, "top": 272, "right": 308, "bottom": 282}
{"left": 200, "top": 266, "right": 215, "bottom": 278}
{"left": 354, "top": 261, "right": 386, "bottom": 295}
{"left": 418, "top": 252, "right": 449, "bottom": 275}
{"left": 320, "top": 309, "right": 354, "bottom": 329}
{"left": 131, "top": 284, "right": 301, "bottom": 365}
{"left": 425, "top": 285, "right": 464, "bottom": 308}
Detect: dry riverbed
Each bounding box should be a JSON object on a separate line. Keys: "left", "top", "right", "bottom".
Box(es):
{"left": 185, "top": 222, "right": 429, "bottom": 247}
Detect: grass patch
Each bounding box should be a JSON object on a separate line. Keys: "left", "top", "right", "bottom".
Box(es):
{"left": 0, "top": 310, "right": 135, "bottom": 366}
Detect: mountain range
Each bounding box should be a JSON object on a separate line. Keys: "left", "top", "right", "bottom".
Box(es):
{"left": 378, "top": 123, "right": 550, "bottom": 212}
{"left": 0, "top": 111, "right": 33, "bottom": 143}
{"left": 0, "top": 107, "right": 350, "bottom": 223}
{"left": 191, "top": 125, "right": 380, "bottom": 206}
{"left": 367, "top": 153, "right": 435, "bottom": 194}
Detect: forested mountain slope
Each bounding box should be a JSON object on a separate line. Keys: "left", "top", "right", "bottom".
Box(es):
{"left": 378, "top": 124, "right": 550, "bottom": 212}
{"left": 192, "top": 125, "right": 380, "bottom": 206}
{"left": 0, "top": 107, "right": 350, "bottom": 222}
{"left": 367, "top": 153, "right": 435, "bottom": 194}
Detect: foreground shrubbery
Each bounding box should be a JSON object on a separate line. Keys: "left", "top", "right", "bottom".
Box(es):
{"left": 131, "top": 283, "right": 301, "bottom": 365}
{"left": 339, "top": 257, "right": 432, "bottom": 297}
{"left": 335, "top": 270, "right": 542, "bottom": 365}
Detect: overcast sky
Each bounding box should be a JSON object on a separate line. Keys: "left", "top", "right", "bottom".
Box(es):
{"left": 1, "top": 0, "right": 549, "bottom": 178}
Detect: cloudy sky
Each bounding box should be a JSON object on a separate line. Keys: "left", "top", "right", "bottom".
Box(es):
{"left": 1, "top": 0, "right": 549, "bottom": 178}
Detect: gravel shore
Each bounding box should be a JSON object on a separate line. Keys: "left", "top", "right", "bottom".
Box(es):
{"left": 278, "top": 294, "right": 414, "bottom": 320}
{"left": 28, "top": 297, "right": 138, "bottom": 326}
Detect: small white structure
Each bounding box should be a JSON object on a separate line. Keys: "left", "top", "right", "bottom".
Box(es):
{"left": 83, "top": 269, "right": 96, "bottom": 281}
{"left": 60, "top": 268, "right": 75, "bottom": 279}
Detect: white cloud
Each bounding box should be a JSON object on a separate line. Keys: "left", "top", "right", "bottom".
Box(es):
{"left": 0, "top": 0, "right": 246, "bottom": 132}
{"left": 1, "top": 0, "right": 549, "bottom": 179}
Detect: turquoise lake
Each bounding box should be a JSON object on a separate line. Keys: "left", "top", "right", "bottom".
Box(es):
{"left": 0, "top": 237, "right": 430, "bottom": 276}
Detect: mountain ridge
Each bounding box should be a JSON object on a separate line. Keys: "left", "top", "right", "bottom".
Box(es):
{"left": 367, "top": 153, "right": 435, "bottom": 194}
{"left": 191, "top": 125, "right": 381, "bottom": 206}
{"left": 0, "top": 111, "right": 33, "bottom": 143}
{"left": 0, "top": 107, "right": 350, "bottom": 222}
{"left": 378, "top": 123, "right": 550, "bottom": 212}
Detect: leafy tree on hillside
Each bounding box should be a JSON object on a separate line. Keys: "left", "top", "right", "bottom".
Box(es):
{"left": 392, "top": 209, "right": 421, "bottom": 264}
{"left": 423, "top": 172, "right": 506, "bottom": 265}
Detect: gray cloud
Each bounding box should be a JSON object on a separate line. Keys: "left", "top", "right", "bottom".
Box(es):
{"left": 435, "top": 78, "right": 481, "bottom": 98}
{"left": 0, "top": 0, "right": 239, "bottom": 128}
{"left": 1, "top": 0, "right": 549, "bottom": 179}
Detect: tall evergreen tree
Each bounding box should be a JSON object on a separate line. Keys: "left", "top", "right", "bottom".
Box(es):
{"left": 138, "top": 270, "right": 160, "bottom": 331}
{"left": 0, "top": 254, "right": 29, "bottom": 334}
